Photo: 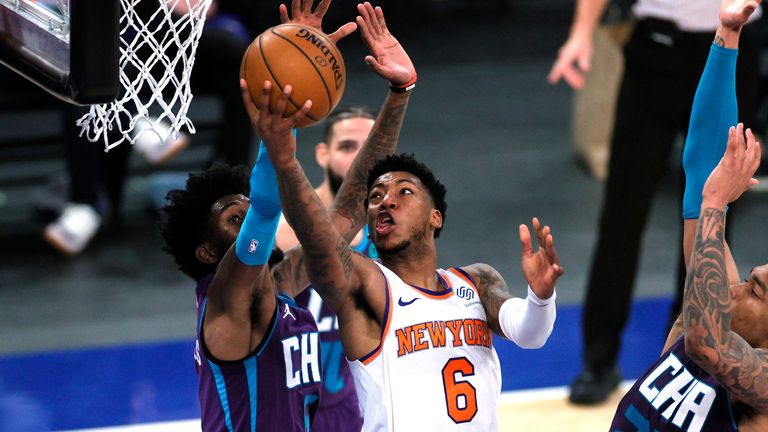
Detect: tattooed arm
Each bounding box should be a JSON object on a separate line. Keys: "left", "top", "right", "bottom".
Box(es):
{"left": 271, "top": 3, "right": 415, "bottom": 296}
{"left": 462, "top": 263, "right": 511, "bottom": 335}
{"left": 683, "top": 208, "right": 768, "bottom": 411}
{"left": 330, "top": 91, "right": 410, "bottom": 239}
{"left": 272, "top": 90, "right": 411, "bottom": 297}
{"left": 683, "top": 123, "right": 766, "bottom": 411}
{"left": 329, "top": 3, "right": 416, "bottom": 237}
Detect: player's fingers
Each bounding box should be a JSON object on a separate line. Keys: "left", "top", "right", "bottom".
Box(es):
{"left": 329, "top": 22, "right": 358, "bottom": 43}
{"left": 290, "top": 100, "right": 313, "bottom": 125}
{"left": 274, "top": 84, "right": 292, "bottom": 120}
{"left": 725, "top": 126, "right": 738, "bottom": 159}
{"left": 279, "top": 4, "right": 290, "bottom": 23}
{"left": 356, "top": 15, "right": 372, "bottom": 42}
{"left": 746, "top": 129, "right": 762, "bottom": 172}
{"left": 358, "top": 2, "right": 380, "bottom": 37}
{"left": 364, "top": 2, "right": 382, "bottom": 35}
{"left": 519, "top": 224, "right": 533, "bottom": 256}
{"left": 364, "top": 55, "right": 385, "bottom": 74}
{"left": 239, "top": 79, "right": 260, "bottom": 120}
{"left": 545, "top": 233, "right": 561, "bottom": 266}
{"left": 300, "top": 0, "right": 311, "bottom": 13}
{"left": 735, "top": 123, "right": 746, "bottom": 158}
{"left": 374, "top": 6, "right": 390, "bottom": 34}
{"left": 314, "top": 0, "right": 331, "bottom": 17}
{"left": 257, "top": 80, "right": 272, "bottom": 113}
{"left": 292, "top": 0, "right": 302, "bottom": 18}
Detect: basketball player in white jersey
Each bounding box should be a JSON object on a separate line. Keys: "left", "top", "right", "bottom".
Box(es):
{"left": 246, "top": 4, "right": 564, "bottom": 429}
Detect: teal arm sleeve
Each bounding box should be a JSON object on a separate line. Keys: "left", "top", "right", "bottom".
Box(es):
{"left": 682, "top": 44, "right": 738, "bottom": 219}
{"left": 235, "top": 142, "right": 282, "bottom": 265}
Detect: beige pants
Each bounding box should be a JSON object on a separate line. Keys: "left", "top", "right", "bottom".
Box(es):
{"left": 572, "top": 23, "right": 633, "bottom": 181}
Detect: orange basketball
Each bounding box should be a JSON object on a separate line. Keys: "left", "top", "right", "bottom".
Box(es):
{"left": 240, "top": 24, "right": 346, "bottom": 128}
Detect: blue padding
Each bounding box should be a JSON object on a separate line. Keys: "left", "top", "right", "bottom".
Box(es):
{"left": 235, "top": 143, "right": 282, "bottom": 265}
{"left": 682, "top": 44, "right": 738, "bottom": 219}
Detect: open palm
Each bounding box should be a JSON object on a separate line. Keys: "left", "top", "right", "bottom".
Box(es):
{"left": 520, "top": 218, "right": 563, "bottom": 299}
{"left": 356, "top": 2, "right": 415, "bottom": 86}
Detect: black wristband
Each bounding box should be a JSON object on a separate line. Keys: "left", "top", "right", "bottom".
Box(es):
{"left": 389, "top": 82, "right": 416, "bottom": 93}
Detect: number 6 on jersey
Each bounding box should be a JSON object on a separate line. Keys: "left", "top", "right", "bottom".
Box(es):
{"left": 442, "top": 357, "right": 478, "bottom": 423}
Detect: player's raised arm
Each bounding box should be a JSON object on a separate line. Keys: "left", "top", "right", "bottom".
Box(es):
{"left": 330, "top": 2, "right": 416, "bottom": 237}
{"left": 245, "top": 80, "right": 372, "bottom": 312}
{"left": 663, "top": 0, "right": 760, "bottom": 354}
{"left": 194, "top": 144, "right": 283, "bottom": 361}
{"left": 461, "top": 218, "right": 563, "bottom": 349}
{"left": 683, "top": 125, "right": 768, "bottom": 411}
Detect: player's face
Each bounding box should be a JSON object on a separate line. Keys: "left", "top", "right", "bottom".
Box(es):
{"left": 367, "top": 171, "right": 441, "bottom": 254}
{"left": 324, "top": 117, "right": 374, "bottom": 179}
{"left": 729, "top": 264, "right": 768, "bottom": 349}
{"left": 207, "top": 193, "right": 249, "bottom": 255}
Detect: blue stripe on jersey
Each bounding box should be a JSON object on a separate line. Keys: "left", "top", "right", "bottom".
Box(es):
{"left": 257, "top": 307, "right": 279, "bottom": 357}
{"left": 208, "top": 360, "right": 235, "bottom": 432}
{"left": 304, "top": 394, "right": 319, "bottom": 430}
{"left": 244, "top": 357, "right": 258, "bottom": 432}
{"left": 198, "top": 299, "right": 208, "bottom": 333}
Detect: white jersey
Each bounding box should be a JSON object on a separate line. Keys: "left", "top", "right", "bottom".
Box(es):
{"left": 349, "top": 262, "right": 502, "bottom": 431}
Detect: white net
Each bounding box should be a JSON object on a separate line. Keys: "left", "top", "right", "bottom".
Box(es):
{"left": 77, "top": 0, "right": 212, "bottom": 151}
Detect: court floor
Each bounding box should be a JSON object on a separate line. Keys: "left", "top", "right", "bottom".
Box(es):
{"left": 66, "top": 384, "right": 633, "bottom": 432}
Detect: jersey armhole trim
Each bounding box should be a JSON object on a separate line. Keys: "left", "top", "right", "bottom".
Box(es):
{"left": 359, "top": 266, "right": 393, "bottom": 365}
{"left": 200, "top": 299, "right": 279, "bottom": 366}
{"left": 449, "top": 267, "right": 479, "bottom": 294}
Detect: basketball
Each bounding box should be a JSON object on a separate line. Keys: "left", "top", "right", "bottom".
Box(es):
{"left": 241, "top": 24, "right": 346, "bottom": 128}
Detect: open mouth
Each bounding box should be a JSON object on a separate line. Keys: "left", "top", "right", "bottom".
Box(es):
{"left": 375, "top": 211, "right": 395, "bottom": 236}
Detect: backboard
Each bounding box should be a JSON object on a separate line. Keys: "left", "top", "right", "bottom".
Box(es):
{"left": 0, "top": 0, "right": 119, "bottom": 104}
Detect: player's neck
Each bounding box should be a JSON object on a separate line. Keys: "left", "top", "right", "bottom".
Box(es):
{"left": 381, "top": 242, "right": 439, "bottom": 291}
{"left": 315, "top": 182, "right": 335, "bottom": 208}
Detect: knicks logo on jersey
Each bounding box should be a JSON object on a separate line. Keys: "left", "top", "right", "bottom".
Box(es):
{"left": 632, "top": 353, "right": 717, "bottom": 432}
{"left": 281, "top": 332, "right": 322, "bottom": 388}
{"left": 395, "top": 319, "right": 493, "bottom": 357}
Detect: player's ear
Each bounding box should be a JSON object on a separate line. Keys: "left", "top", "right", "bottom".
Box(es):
{"left": 430, "top": 208, "right": 443, "bottom": 231}
{"left": 195, "top": 243, "right": 219, "bottom": 264}
{"left": 316, "top": 142, "right": 329, "bottom": 169}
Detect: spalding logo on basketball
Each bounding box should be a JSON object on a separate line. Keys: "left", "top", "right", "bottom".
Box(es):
{"left": 241, "top": 24, "right": 346, "bottom": 128}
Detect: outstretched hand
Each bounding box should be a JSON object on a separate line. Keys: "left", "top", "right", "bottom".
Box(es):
{"left": 279, "top": 0, "right": 357, "bottom": 43}
{"left": 702, "top": 123, "right": 761, "bottom": 209}
{"left": 519, "top": 217, "right": 564, "bottom": 300}
{"left": 240, "top": 79, "right": 312, "bottom": 166}
{"left": 356, "top": 2, "right": 415, "bottom": 86}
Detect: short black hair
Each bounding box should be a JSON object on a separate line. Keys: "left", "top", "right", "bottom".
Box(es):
{"left": 323, "top": 106, "right": 376, "bottom": 144}
{"left": 366, "top": 153, "right": 448, "bottom": 238}
{"left": 159, "top": 164, "right": 250, "bottom": 281}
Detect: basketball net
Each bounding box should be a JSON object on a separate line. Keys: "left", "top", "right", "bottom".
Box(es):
{"left": 77, "top": 0, "right": 212, "bottom": 151}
